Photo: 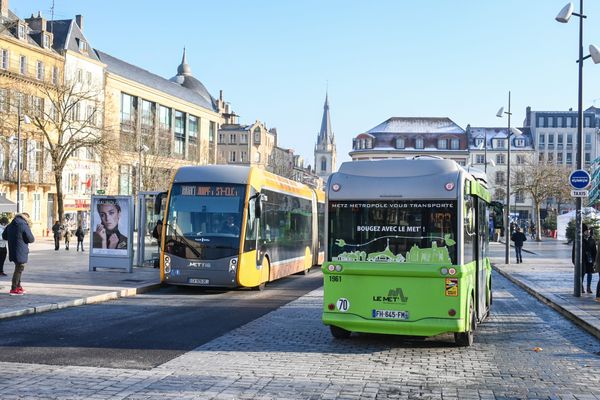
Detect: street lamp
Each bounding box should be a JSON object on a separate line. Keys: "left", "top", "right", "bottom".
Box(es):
{"left": 16, "top": 101, "right": 31, "bottom": 214}
{"left": 556, "top": 1, "right": 600, "bottom": 296}
{"left": 496, "top": 90, "right": 522, "bottom": 264}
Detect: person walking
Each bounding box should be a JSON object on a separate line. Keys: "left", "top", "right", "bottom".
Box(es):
{"left": 64, "top": 225, "right": 71, "bottom": 250}
{"left": 75, "top": 224, "right": 85, "bottom": 252}
{"left": 51, "top": 220, "right": 61, "bottom": 251}
{"left": 0, "top": 216, "right": 8, "bottom": 276}
{"left": 510, "top": 226, "right": 527, "bottom": 263}
{"left": 2, "top": 213, "right": 35, "bottom": 296}
{"left": 572, "top": 224, "right": 597, "bottom": 294}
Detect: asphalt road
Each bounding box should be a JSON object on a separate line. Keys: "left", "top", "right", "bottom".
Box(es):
{"left": 0, "top": 268, "right": 324, "bottom": 370}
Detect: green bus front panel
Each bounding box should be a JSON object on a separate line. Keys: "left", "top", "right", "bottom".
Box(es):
{"left": 322, "top": 262, "right": 475, "bottom": 337}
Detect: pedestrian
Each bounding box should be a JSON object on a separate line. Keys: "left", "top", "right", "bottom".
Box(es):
{"left": 0, "top": 216, "right": 8, "bottom": 276}
{"left": 2, "top": 213, "right": 35, "bottom": 295}
{"left": 572, "top": 224, "right": 597, "bottom": 294}
{"left": 51, "top": 220, "right": 61, "bottom": 251}
{"left": 510, "top": 226, "right": 527, "bottom": 263}
{"left": 64, "top": 225, "right": 71, "bottom": 250}
{"left": 530, "top": 223, "right": 536, "bottom": 240}
{"left": 75, "top": 224, "right": 85, "bottom": 252}
{"left": 594, "top": 248, "right": 600, "bottom": 302}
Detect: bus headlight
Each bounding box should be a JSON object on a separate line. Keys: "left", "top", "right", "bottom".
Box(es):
{"left": 229, "top": 257, "right": 238, "bottom": 272}
{"left": 335, "top": 265, "right": 343, "bottom": 272}
{"left": 164, "top": 255, "right": 171, "bottom": 274}
{"left": 327, "top": 264, "right": 335, "bottom": 272}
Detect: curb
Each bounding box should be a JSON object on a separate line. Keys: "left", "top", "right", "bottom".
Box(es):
{"left": 0, "top": 282, "right": 163, "bottom": 321}
{"left": 492, "top": 265, "right": 600, "bottom": 340}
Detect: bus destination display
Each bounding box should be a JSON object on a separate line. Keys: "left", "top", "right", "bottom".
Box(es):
{"left": 181, "top": 185, "right": 239, "bottom": 197}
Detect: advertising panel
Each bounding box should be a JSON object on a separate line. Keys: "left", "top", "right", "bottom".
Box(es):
{"left": 91, "top": 196, "right": 130, "bottom": 256}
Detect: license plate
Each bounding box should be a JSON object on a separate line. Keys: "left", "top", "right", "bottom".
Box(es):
{"left": 189, "top": 278, "right": 209, "bottom": 285}
{"left": 372, "top": 309, "right": 409, "bottom": 320}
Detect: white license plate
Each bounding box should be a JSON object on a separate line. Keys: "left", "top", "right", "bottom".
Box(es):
{"left": 189, "top": 278, "right": 209, "bottom": 285}
{"left": 372, "top": 309, "right": 409, "bottom": 320}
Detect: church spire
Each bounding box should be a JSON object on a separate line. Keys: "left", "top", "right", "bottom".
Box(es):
{"left": 318, "top": 92, "right": 334, "bottom": 145}
{"left": 177, "top": 47, "right": 192, "bottom": 76}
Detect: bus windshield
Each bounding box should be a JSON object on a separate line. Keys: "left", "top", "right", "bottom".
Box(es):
{"left": 328, "top": 200, "right": 457, "bottom": 265}
{"left": 165, "top": 183, "right": 246, "bottom": 260}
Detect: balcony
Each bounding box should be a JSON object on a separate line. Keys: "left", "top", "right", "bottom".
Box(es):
{"left": 0, "top": 169, "right": 55, "bottom": 185}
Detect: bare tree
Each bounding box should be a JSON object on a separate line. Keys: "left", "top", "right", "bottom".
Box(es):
{"left": 26, "top": 79, "right": 115, "bottom": 222}
{"left": 512, "top": 159, "right": 566, "bottom": 241}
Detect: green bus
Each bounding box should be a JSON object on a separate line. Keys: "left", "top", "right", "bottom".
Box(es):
{"left": 322, "top": 158, "right": 491, "bottom": 346}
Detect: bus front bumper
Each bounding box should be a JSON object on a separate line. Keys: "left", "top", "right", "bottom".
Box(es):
{"left": 323, "top": 312, "right": 465, "bottom": 337}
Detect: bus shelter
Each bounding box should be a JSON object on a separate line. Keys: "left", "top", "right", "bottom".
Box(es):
{"left": 135, "top": 191, "right": 166, "bottom": 267}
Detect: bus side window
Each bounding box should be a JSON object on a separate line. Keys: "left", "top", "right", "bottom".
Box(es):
{"left": 244, "top": 191, "right": 258, "bottom": 252}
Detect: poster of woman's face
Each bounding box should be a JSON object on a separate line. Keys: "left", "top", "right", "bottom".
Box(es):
{"left": 91, "top": 196, "right": 130, "bottom": 256}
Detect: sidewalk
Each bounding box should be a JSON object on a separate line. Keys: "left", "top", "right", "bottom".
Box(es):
{"left": 490, "top": 238, "right": 600, "bottom": 340}
{"left": 0, "top": 237, "right": 161, "bottom": 319}
{"left": 1, "top": 237, "right": 599, "bottom": 342}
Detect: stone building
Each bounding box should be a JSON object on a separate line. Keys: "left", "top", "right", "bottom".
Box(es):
{"left": 314, "top": 93, "right": 336, "bottom": 180}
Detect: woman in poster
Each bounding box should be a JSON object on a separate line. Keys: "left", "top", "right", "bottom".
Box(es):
{"left": 93, "top": 198, "right": 128, "bottom": 250}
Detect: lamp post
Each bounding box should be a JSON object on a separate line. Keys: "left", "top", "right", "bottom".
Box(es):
{"left": 497, "top": 91, "right": 522, "bottom": 264}
{"left": 16, "top": 100, "right": 30, "bottom": 214}
{"left": 556, "top": 1, "right": 600, "bottom": 296}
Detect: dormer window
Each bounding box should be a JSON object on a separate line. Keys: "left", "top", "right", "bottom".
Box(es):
{"left": 495, "top": 138, "right": 506, "bottom": 149}
{"left": 514, "top": 138, "right": 525, "bottom": 147}
{"left": 475, "top": 138, "right": 484, "bottom": 148}
{"left": 450, "top": 138, "right": 460, "bottom": 150}
{"left": 437, "top": 138, "right": 447, "bottom": 149}
{"left": 17, "top": 23, "right": 25, "bottom": 40}
{"left": 79, "top": 39, "right": 87, "bottom": 52}
{"left": 253, "top": 127, "right": 261, "bottom": 144}
{"left": 43, "top": 34, "right": 50, "bottom": 48}
{"left": 395, "top": 137, "right": 405, "bottom": 149}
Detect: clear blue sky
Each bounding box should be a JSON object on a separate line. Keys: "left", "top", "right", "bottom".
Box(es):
{"left": 13, "top": 0, "right": 600, "bottom": 166}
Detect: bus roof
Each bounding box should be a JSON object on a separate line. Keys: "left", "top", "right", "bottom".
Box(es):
{"left": 173, "top": 165, "right": 252, "bottom": 185}
{"left": 329, "top": 158, "right": 468, "bottom": 201}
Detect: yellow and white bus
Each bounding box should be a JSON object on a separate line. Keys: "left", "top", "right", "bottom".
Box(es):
{"left": 158, "top": 165, "right": 324, "bottom": 290}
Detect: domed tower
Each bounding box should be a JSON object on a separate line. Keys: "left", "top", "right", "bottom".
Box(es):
{"left": 314, "top": 92, "right": 336, "bottom": 179}
{"left": 170, "top": 48, "right": 216, "bottom": 110}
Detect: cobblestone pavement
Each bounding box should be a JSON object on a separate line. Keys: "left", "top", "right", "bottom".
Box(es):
{"left": 1, "top": 271, "right": 599, "bottom": 399}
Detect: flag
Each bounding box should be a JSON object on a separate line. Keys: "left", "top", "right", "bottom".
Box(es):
{"left": 85, "top": 177, "right": 92, "bottom": 188}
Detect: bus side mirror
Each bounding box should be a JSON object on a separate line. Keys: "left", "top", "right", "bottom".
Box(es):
{"left": 254, "top": 199, "right": 261, "bottom": 219}
{"left": 154, "top": 191, "right": 167, "bottom": 215}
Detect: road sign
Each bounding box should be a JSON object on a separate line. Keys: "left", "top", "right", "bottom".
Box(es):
{"left": 571, "top": 189, "right": 589, "bottom": 197}
{"left": 569, "top": 169, "right": 591, "bottom": 189}
{"left": 96, "top": 189, "right": 106, "bottom": 195}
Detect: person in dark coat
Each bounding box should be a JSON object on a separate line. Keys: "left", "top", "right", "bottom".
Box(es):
{"left": 2, "top": 213, "right": 35, "bottom": 295}
{"left": 0, "top": 216, "right": 8, "bottom": 276}
{"left": 510, "top": 226, "right": 527, "bottom": 263}
{"left": 75, "top": 224, "right": 85, "bottom": 252}
{"left": 573, "top": 225, "right": 597, "bottom": 293}
{"left": 51, "top": 220, "right": 61, "bottom": 251}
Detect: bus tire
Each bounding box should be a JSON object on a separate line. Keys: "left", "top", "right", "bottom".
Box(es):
{"left": 300, "top": 266, "right": 310, "bottom": 275}
{"left": 454, "top": 299, "right": 475, "bottom": 347}
{"left": 330, "top": 325, "right": 351, "bottom": 339}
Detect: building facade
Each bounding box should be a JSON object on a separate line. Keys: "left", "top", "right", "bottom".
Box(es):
{"left": 350, "top": 117, "right": 469, "bottom": 165}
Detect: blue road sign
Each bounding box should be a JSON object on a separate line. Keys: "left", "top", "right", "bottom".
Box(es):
{"left": 570, "top": 169, "right": 591, "bottom": 189}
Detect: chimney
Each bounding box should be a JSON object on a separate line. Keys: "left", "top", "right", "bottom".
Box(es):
{"left": 26, "top": 12, "right": 47, "bottom": 31}
{"left": 525, "top": 106, "right": 532, "bottom": 127}
{"left": 75, "top": 14, "right": 83, "bottom": 31}
{"left": 0, "top": 0, "right": 8, "bottom": 18}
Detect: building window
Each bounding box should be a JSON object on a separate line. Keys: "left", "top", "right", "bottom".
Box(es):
{"left": 209, "top": 121, "right": 216, "bottom": 143}
{"left": 476, "top": 154, "right": 485, "bottom": 164}
{"left": 253, "top": 127, "right": 261, "bottom": 144}
{"left": 78, "top": 39, "right": 87, "bottom": 52}
{"left": 566, "top": 153, "right": 572, "bottom": 164}
{"left": 19, "top": 55, "right": 26, "bottom": 75}
{"left": 240, "top": 133, "right": 248, "bottom": 144}
{"left": 557, "top": 116, "right": 563, "bottom": 127}
{"left": 475, "top": 138, "right": 484, "bottom": 148}
{"left": 174, "top": 110, "right": 185, "bottom": 156}
{"left": 120, "top": 93, "right": 135, "bottom": 124}
{"left": 548, "top": 134, "right": 554, "bottom": 146}
{"left": 229, "top": 133, "right": 236, "bottom": 144}
{"left": 321, "top": 157, "right": 327, "bottom": 172}
{"left": 514, "top": 138, "right": 525, "bottom": 147}
{"left": 537, "top": 116, "right": 544, "bottom": 127}
{"left": 43, "top": 34, "right": 50, "bottom": 48}
{"left": 548, "top": 153, "right": 554, "bottom": 162}
{"left": 51, "top": 66, "right": 59, "bottom": 85}
{"left": 119, "top": 165, "right": 132, "bottom": 195}
{"left": 495, "top": 139, "right": 506, "bottom": 149}
{"left": 586, "top": 134, "right": 592, "bottom": 145}
{"left": 240, "top": 151, "right": 247, "bottom": 163}
{"left": 140, "top": 99, "right": 154, "bottom": 128}
{"left": 32, "top": 193, "right": 41, "bottom": 221}
{"left": 585, "top": 116, "right": 591, "bottom": 127}
{"left": 158, "top": 105, "right": 171, "bottom": 130}
{"left": 557, "top": 134, "right": 563, "bottom": 148}
{"left": 515, "top": 191, "right": 525, "bottom": 203}
{"left": 218, "top": 133, "right": 225, "bottom": 144}
{"left": 76, "top": 69, "right": 82, "bottom": 83}
{"left": 17, "top": 24, "right": 25, "bottom": 39}
{"left": 32, "top": 97, "right": 43, "bottom": 118}
{"left": 567, "top": 116, "right": 573, "bottom": 127}
{"left": 437, "top": 138, "right": 447, "bottom": 149}
{"left": 495, "top": 171, "right": 505, "bottom": 185}
{"left": 229, "top": 151, "right": 236, "bottom": 163}
{"left": 585, "top": 152, "right": 591, "bottom": 164}
{"left": 450, "top": 138, "right": 460, "bottom": 150}
{"left": 36, "top": 61, "right": 44, "bottom": 80}
{"left": 496, "top": 154, "right": 506, "bottom": 164}
{"left": 548, "top": 117, "right": 554, "bottom": 127}
{"left": 395, "top": 137, "right": 405, "bottom": 149}
{"left": 567, "top": 134, "right": 573, "bottom": 147}
{"left": 415, "top": 137, "right": 424, "bottom": 149}
{"left": 0, "top": 49, "right": 7, "bottom": 70}
{"left": 539, "top": 153, "right": 544, "bottom": 162}
{"left": 557, "top": 153, "right": 563, "bottom": 163}
{"left": 188, "top": 115, "right": 198, "bottom": 140}
{"left": 538, "top": 134, "right": 545, "bottom": 146}
{"left": 516, "top": 155, "right": 525, "bottom": 164}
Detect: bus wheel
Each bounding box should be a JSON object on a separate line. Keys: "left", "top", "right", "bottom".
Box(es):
{"left": 254, "top": 282, "right": 266, "bottom": 291}
{"left": 253, "top": 257, "right": 269, "bottom": 291}
{"left": 330, "top": 325, "right": 351, "bottom": 339}
{"left": 454, "top": 300, "right": 475, "bottom": 347}
{"left": 301, "top": 266, "right": 310, "bottom": 275}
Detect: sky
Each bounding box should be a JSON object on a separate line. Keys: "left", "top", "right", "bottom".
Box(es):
{"left": 12, "top": 0, "right": 600, "bottom": 166}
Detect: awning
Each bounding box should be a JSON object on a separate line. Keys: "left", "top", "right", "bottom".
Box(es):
{"left": 0, "top": 196, "right": 16, "bottom": 212}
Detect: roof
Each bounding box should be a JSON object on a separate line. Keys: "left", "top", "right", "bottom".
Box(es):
{"left": 169, "top": 48, "right": 215, "bottom": 109}
{"left": 95, "top": 50, "right": 217, "bottom": 112}
{"left": 49, "top": 19, "right": 100, "bottom": 62}
{"left": 367, "top": 117, "right": 465, "bottom": 135}
{"left": 317, "top": 93, "right": 334, "bottom": 145}
{"left": 468, "top": 127, "right": 534, "bottom": 150}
